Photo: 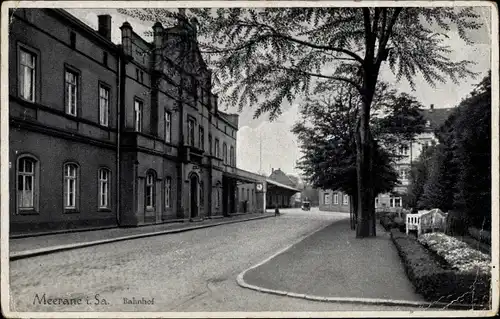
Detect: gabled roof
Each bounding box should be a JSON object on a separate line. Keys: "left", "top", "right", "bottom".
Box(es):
{"left": 420, "top": 108, "right": 454, "bottom": 130}
{"left": 266, "top": 179, "right": 300, "bottom": 192}
{"left": 269, "top": 169, "right": 296, "bottom": 187}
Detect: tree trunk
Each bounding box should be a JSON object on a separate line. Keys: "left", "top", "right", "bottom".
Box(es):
{"left": 355, "top": 86, "right": 377, "bottom": 238}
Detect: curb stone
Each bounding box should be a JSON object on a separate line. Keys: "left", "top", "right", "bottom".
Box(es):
{"left": 10, "top": 214, "right": 274, "bottom": 261}
{"left": 235, "top": 219, "right": 484, "bottom": 311}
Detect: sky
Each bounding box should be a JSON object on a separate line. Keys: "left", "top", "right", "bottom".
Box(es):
{"left": 67, "top": 7, "right": 492, "bottom": 178}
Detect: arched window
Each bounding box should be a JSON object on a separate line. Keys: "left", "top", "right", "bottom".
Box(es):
{"left": 165, "top": 176, "right": 172, "bottom": 209}
{"left": 146, "top": 171, "right": 156, "bottom": 209}
{"left": 64, "top": 163, "right": 79, "bottom": 210}
{"left": 98, "top": 168, "right": 110, "bottom": 209}
{"left": 17, "top": 155, "right": 38, "bottom": 211}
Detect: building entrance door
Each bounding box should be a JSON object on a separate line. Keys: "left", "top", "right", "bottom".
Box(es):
{"left": 190, "top": 174, "right": 199, "bottom": 218}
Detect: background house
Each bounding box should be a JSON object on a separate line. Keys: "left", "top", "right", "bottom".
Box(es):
{"left": 376, "top": 104, "right": 454, "bottom": 211}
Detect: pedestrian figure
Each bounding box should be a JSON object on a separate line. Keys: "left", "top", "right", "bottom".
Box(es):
{"left": 275, "top": 205, "right": 280, "bottom": 216}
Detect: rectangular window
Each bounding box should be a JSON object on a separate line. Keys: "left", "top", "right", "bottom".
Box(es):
{"left": 99, "top": 85, "right": 110, "bottom": 126}
{"left": 165, "top": 111, "right": 171, "bottom": 142}
{"left": 17, "top": 157, "right": 36, "bottom": 210}
{"left": 323, "top": 193, "right": 331, "bottom": 205}
{"left": 390, "top": 197, "right": 402, "bottom": 208}
{"left": 134, "top": 99, "right": 143, "bottom": 132}
{"left": 208, "top": 134, "right": 212, "bottom": 155}
{"left": 215, "top": 139, "right": 220, "bottom": 158}
{"left": 98, "top": 169, "right": 110, "bottom": 209}
{"left": 343, "top": 194, "right": 349, "bottom": 205}
{"left": 65, "top": 70, "right": 78, "bottom": 116}
{"left": 223, "top": 143, "right": 227, "bottom": 164}
{"left": 216, "top": 189, "right": 221, "bottom": 208}
{"left": 333, "top": 193, "right": 339, "bottom": 205}
{"left": 200, "top": 181, "right": 204, "bottom": 206}
{"left": 199, "top": 126, "right": 204, "bottom": 150}
{"left": 102, "top": 51, "right": 108, "bottom": 66}
{"left": 64, "top": 164, "right": 78, "bottom": 209}
{"left": 70, "top": 31, "right": 76, "bottom": 49}
{"left": 230, "top": 146, "right": 235, "bottom": 166}
{"left": 188, "top": 118, "right": 195, "bottom": 146}
{"left": 165, "top": 177, "right": 171, "bottom": 208}
{"left": 19, "top": 49, "right": 36, "bottom": 102}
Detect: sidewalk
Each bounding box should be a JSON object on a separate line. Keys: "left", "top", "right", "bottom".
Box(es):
{"left": 241, "top": 219, "right": 424, "bottom": 304}
{"left": 10, "top": 212, "right": 275, "bottom": 260}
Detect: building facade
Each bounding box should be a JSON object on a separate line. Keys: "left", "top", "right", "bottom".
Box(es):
{"left": 8, "top": 9, "right": 270, "bottom": 235}
{"left": 266, "top": 168, "right": 300, "bottom": 208}
{"left": 318, "top": 190, "right": 350, "bottom": 213}
{"left": 375, "top": 105, "right": 453, "bottom": 211}
{"left": 9, "top": 9, "right": 120, "bottom": 233}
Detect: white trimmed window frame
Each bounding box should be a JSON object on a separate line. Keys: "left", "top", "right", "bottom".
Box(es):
{"left": 99, "top": 85, "right": 110, "bottom": 127}
{"left": 64, "top": 163, "right": 79, "bottom": 210}
{"left": 17, "top": 155, "right": 39, "bottom": 213}
{"left": 146, "top": 172, "right": 156, "bottom": 210}
{"left": 98, "top": 168, "right": 111, "bottom": 209}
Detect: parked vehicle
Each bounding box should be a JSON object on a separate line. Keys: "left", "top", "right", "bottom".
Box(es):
{"left": 301, "top": 201, "right": 311, "bottom": 211}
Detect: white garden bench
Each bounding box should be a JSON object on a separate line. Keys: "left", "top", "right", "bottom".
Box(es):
{"left": 406, "top": 209, "right": 447, "bottom": 235}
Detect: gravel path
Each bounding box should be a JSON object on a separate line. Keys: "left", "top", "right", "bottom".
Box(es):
{"left": 243, "top": 219, "right": 424, "bottom": 302}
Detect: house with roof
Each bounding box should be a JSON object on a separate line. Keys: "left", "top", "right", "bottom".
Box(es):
{"left": 376, "top": 104, "right": 454, "bottom": 210}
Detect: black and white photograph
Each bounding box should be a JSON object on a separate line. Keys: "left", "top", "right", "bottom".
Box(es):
{"left": 1, "top": 1, "right": 498, "bottom": 317}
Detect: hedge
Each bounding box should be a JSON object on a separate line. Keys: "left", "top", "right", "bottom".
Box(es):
{"left": 390, "top": 229, "right": 491, "bottom": 306}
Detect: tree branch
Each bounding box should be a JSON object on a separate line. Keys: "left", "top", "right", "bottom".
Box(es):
{"left": 277, "top": 66, "right": 363, "bottom": 93}
{"left": 376, "top": 7, "right": 402, "bottom": 66}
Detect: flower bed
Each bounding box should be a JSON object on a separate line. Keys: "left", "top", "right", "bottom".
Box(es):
{"left": 390, "top": 229, "right": 491, "bottom": 306}
{"left": 418, "top": 232, "right": 491, "bottom": 275}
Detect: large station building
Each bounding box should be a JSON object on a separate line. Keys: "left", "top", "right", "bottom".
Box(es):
{"left": 8, "top": 9, "right": 296, "bottom": 235}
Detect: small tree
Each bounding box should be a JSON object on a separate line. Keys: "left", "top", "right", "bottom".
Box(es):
{"left": 119, "top": 7, "right": 483, "bottom": 237}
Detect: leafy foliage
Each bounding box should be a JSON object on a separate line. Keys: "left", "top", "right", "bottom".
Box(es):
{"left": 119, "top": 6, "right": 483, "bottom": 236}
{"left": 291, "top": 84, "right": 416, "bottom": 197}
{"left": 407, "top": 72, "right": 491, "bottom": 229}
{"left": 119, "top": 7, "right": 482, "bottom": 120}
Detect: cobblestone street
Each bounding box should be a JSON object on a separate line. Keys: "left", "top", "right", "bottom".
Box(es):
{"left": 9, "top": 209, "right": 421, "bottom": 312}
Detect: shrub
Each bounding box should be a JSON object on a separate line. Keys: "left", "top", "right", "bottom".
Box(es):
{"left": 445, "top": 210, "right": 470, "bottom": 236}
{"left": 468, "top": 227, "right": 491, "bottom": 245}
{"left": 390, "top": 229, "right": 491, "bottom": 306}
{"left": 380, "top": 215, "right": 397, "bottom": 231}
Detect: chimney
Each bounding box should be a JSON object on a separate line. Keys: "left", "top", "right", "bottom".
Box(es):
{"left": 152, "top": 22, "right": 164, "bottom": 72}
{"left": 98, "top": 15, "right": 112, "bottom": 40}
{"left": 120, "top": 21, "right": 133, "bottom": 56}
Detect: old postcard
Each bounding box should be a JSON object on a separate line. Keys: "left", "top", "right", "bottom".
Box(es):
{"left": 1, "top": 1, "right": 498, "bottom": 318}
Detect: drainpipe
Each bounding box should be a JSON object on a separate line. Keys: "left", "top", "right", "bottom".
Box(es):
{"left": 116, "top": 51, "right": 122, "bottom": 226}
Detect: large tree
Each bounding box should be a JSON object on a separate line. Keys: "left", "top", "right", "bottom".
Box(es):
{"left": 407, "top": 72, "right": 491, "bottom": 229}
{"left": 120, "top": 7, "right": 482, "bottom": 237}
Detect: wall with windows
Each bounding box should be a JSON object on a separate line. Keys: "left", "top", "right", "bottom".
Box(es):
{"left": 318, "top": 189, "right": 350, "bottom": 213}
{"left": 9, "top": 9, "right": 120, "bottom": 233}
{"left": 9, "top": 130, "right": 117, "bottom": 233}
{"left": 237, "top": 183, "right": 257, "bottom": 213}
{"left": 375, "top": 194, "right": 403, "bottom": 212}
{"left": 9, "top": 9, "right": 118, "bottom": 138}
